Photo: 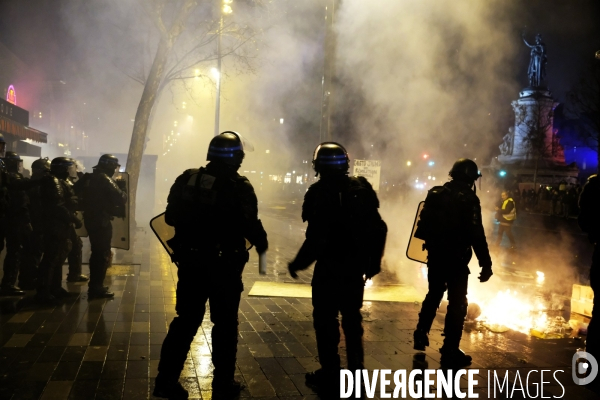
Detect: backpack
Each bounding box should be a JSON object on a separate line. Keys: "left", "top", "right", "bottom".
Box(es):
{"left": 342, "top": 176, "right": 387, "bottom": 278}
{"left": 414, "top": 185, "right": 462, "bottom": 248}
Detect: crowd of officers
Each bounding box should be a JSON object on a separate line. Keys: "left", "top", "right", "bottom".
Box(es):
{"left": 2, "top": 128, "right": 596, "bottom": 398}
{"left": 0, "top": 133, "right": 127, "bottom": 304}
{"left": 152, "top": 132, "right": 493, "bottom": 399}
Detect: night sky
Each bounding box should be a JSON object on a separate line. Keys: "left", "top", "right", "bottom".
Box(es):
{"left": 1, "top": 0, "right": 599, "bottom": 162}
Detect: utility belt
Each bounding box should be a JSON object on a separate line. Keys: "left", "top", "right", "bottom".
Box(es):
{"left": 167, "top": 236, "right": 249, "bottom": 265}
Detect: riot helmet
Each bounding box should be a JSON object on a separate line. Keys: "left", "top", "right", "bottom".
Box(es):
{"left": 31, "top": 157, "right": 51, "bottom": 178}
{"left": 312, "top": 142, "right": 350, "bottom": 177}
{"left": 449, "top": 158, "right": 481, "bottom": 184}
{"left": 51, "top": 157, "right": 75, "bottom": 179}
{"left": 3, "top": 151, "right": 22, "bottom": 173}
{"left": 94, "top": 154, "right": 120, "bottom": 175}
{"left": 0, "top": 134, "right": 5, "bottom": 158}
{"left": 206, "top": 131, "right": 247, "bottom": 168}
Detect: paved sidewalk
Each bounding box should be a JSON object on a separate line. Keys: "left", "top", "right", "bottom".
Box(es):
{"left": 0, "top": 214, "right": 598, "bottom": 399}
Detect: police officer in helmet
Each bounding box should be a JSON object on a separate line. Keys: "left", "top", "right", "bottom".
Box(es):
{"left": 154, "top": 131, "right": 268, "bottom": 399}
{"left": 36, "top": 157, "right": 82, "bottom": 304}
{"left": 288, "top": 142, "right": 386, "bottom": 393}
{"left": 413, "top": 158, "right": 492, "bottom": 367}
{"left": 0, "top": 152, "right": 32, "bottom": 296}
{"left": 82, "top": 154, "right": 127, "bottom": 299}
{"left": 20, "top": 158, "right": 52, "bottom": 290}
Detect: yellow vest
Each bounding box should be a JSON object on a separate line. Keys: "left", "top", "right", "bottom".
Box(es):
{"left": 501, "top": 198, "right": 516, "bottom": 221}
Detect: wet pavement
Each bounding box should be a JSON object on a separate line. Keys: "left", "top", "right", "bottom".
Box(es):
{"left": 0, "top": 204, "right": 598, "bottom": 399}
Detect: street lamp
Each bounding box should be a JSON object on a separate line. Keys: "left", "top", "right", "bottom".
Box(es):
{"left": 214, "top": 0, "right": 233, "bottom": 136}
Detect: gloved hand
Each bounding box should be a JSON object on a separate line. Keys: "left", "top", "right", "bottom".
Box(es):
{"left": 479, "top": 266, "right": 493, "bottom": 282}
{"left": 288, "top": 262, "right": 299, "bottom": 279}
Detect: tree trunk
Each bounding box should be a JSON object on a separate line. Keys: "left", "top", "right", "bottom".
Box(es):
{"left": 533, "top": 155, "right": 539, "bottom": 190}
{"left": 126, "top": 36, "right": 174, "bottom": 228}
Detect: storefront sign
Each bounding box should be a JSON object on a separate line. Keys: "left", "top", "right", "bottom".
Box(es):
{"left": 6, "top": 85, "right": 16, "bottom": 105}
{"left": 0, "top": 97, "right": 29, "bottom": 126}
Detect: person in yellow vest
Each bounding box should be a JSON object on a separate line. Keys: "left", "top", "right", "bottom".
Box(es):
{"left": 495, "top": 191, "right": 516, "bottom": 248}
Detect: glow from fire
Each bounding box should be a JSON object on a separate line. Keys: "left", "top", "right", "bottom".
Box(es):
{"left": 472, "top": 289, "right": 548, "bottom": 334}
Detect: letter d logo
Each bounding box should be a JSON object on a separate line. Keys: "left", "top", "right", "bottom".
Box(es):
{"left": 572, "top": 351, "right": 598, "bottom": 385}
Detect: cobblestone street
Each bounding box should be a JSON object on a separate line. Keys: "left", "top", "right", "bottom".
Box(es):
{"left": 0, "top": 210, "right": 598, "bottom": 399}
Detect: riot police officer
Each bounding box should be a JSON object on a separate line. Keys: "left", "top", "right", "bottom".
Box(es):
{"left": 154, "top": 131, "right": 268, "bottom": 399}
{"left": 36, "top": 158, "right": 81, "bottom": 304}
{"left": 65, "top": 161, "right": 87, "bottom": 283}
{"left": 20, "top": 158, "right": 52, "bottom": 290}
{"left": 0, "top": 152, "right": 32, "bottom": 296}
{"left": 578, "top": 174, "right": 599, "bottom": 360}
{"left": 81, "top": 154, "right": 126, "bottom": 299}
{"left": 413, "top": 158, "right": 492, "bottom": 367}
{"left": 288, "top": 142, "right": 386, "bottom": 392}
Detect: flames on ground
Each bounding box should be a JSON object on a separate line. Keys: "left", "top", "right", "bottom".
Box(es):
{"left": 468, "top": 271, "right": 574, "bottom": 339}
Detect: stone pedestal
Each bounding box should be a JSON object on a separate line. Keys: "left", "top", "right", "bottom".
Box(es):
{"left": 491, "top": 87, "right": 578, "bottom": 186}
{"left": 498, "top": 87, "right": 564, "bottom": 166}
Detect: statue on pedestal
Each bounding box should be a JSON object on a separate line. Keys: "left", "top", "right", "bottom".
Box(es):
{"left": 523, "top": 33, "right": 547, "bottom": 88}
{"left": 499, "top": 129, "right": 514, "bottom": 156}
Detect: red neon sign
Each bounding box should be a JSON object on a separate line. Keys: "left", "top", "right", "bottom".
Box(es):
{"left": 6, "top": 85, "right": 16, "bottom": 105}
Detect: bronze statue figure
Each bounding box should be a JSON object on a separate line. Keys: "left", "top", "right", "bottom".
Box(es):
{"left": 523, "top": 33, "right": 547, "bottom": 88}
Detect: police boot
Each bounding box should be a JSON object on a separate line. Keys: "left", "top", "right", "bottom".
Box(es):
{"left": 305, "top": 368, "right": 339, "bottom": 394}
{"left": 88, "top": 286, "right": 114, "bottom": 299}
{"left": 413, "top": 328, "right": 429, "bottom": 351}
{"left": 439, "top": 347, "right": 472, "bottom": 368}
{"left": 67, "top": 274, "right": 89, "bottom": 283}
{"left": 211, "top": 378, "right": 245, "bottom": 398}
{"left": 35, "top": 291, "right": 61, "bottom": 306}
{"left": 153, "top": 378, "right": 188, "bottom": 400}
{"left": 0, "top": 285, "right": 25, "bottom": 296}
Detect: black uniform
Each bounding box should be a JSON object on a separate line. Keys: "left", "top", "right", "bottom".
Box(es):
{"left": 65, "top": 179, "right": 84, "bottom": 282}
{"left": 578, "top": 174, "right": 599, "bottom": 359}
{"left": 156, "top": 162, "right": 268, "bottom": 388}
{"left": 289, "top": 175, "right": 384, "bottom": 373}
{"left": 20, "top": 173, "right": 46, "bottom": 289}
{"left": 415, "top": 179, "right": 492, "bottom": 353}
{"left": 0, "top": 171, "right": 32, "bottom": 290}
{"left": 81, "top": 169, "right": 126, "bottom": 293}
{"left": 37, "top": 175, "right": 78, "bottom": 297}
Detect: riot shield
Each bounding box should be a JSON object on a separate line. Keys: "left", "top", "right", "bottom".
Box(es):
{"left": 111, "top": 172, "right": 130, "bottom": 250}
{"left": 406, "top": 201, "right": 428, "bottom": 263}
{"left": 150, "top": 212, "right": 175, "bottom": 260}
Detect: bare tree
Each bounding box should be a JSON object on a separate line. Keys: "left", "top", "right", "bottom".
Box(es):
{"left": 110, "top": 0, "right": 263, "bottom": 226}
{"left": 567, "top": 58, "right": 600, "bottom": 173}
{"left": 515, "top": 96, "right": 557, "bottom": 188}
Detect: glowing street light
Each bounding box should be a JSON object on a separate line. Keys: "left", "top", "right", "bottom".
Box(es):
{"left": 428, "top": 161, "right": 435, "bottom": 166}
{"left": 406, "top": 161, "right": 412, "bottom": 166}
{"left": 214, "top": 0, "right": 233, "bottom": 136}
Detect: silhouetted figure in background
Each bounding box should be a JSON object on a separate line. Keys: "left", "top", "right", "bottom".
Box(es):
{"left": 413, "top": 159, "right": 492, "bottom": 367}
{"left": 154, "top": 132, "right": 267, "bottom": 399}
{"left": 495, "top": 191, "right": 517, "bottom": 248}
{"left": 20, "top": 158, "right": 52, "bottom": 290}
{"left": 79, "top": 154, "right": 126, "bottom": 299}
{"left": 288, "top": 142, "right": 387, "bottom": 393}
{"left": 0, "top": 152, "right": 31, "bottom": 296}
{"left": 36, "top": 158, "right": 81, "bottom": 304}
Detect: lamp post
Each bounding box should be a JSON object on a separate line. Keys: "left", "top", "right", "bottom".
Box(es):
{"left": 214, "top": 0, "right": 233, "bottom": 136}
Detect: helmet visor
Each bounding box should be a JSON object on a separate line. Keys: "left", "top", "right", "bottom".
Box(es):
{"left": 222, "top": 131, "right": 254, "bottom": 152}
